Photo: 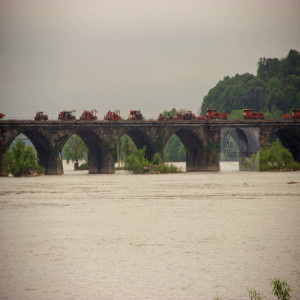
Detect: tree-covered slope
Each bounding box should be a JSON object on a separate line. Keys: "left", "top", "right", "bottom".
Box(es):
{"left": 201, "top": 49, "right": 300, "bottom": 118}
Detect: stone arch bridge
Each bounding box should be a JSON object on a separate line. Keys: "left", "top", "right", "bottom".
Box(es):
{"left": 0, "top": 120, "right": 299, "bottom": 175}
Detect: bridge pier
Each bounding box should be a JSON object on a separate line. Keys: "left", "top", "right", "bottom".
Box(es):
{"left": 0, "top": 148, "right": 8, "bottom": 176}
{"left": 190, "top": 147, "right": 220, "bottom": 172}
{"left": 88, "top": 150, "right": 100, "bottom": 174}
{"left": 100, "top": 153, "right": 115, "bottom": 174}
{"left": 186, "top": 138, "right": 220, "bottom": 172}
{"left": 88, "top": 149, "right": 115, "bottom": 174}
{"left": 44, "top": 153, "right": 63, "bottom": 175}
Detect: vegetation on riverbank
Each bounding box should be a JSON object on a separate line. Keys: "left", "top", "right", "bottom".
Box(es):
{"left": 3, "top": 140, "right": 44, "bottom": 176}
{"left": 124, "top": 147, "right": 180, "bottom": 174}
{"left": 215, "top": 277, "right": 291, "bottom": 300}
{"left": 201, "top": 49, "right": 300, "bottom": 118}
{"left": 259, "top": 140, "right": 300, "bottom": 171}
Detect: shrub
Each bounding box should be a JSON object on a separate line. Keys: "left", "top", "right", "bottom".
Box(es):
{"left": 152, "top": 153, "right": 162, "bottom": 165}
{"left": 124, "top": 147, "right": 149, "bottom": 173}
{"left": 260, "top": 140, "right": 300, "bottom": 171}
{"left": 124, "top": 147, "right": 179, "bottom": 174}
{"left": 77, "top": 161, "right": 89, "bottom": 170}
{"left": 3, "top": 140, "right": 44, "bottom": 176}
{"left": 271, "top": 278, "right": 292, "bottom": 300}
{"left": 248, "top": 288, "right": 264, "bottom": 300}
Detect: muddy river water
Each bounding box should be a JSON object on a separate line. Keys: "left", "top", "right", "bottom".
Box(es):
{"left": 0, "top": 162, "right": 299, "bottom": 299}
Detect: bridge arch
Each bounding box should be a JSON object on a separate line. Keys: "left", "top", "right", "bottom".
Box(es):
{"left": 63, "top": 128, "right": 114, "bottom": 174}
{"left": 163, "top": 133, "right": 186, "bottom": 163}
{"left": 220, "top": 127, "right": 260, "bottom": 171}
{"left": 117, "top": 129, "right": 157, "bottom": 162}
{"left": 264, "top": 126, "right": 300, "bottom": 162}
{"left": 163, "top": 128, "right": 210, "bottom": 172}
{"left": 4, "top": 128, "right": 59, "bottom": 175}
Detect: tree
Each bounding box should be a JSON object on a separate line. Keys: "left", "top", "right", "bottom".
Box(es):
{"left": 3, "top": 140, "right": 44, "bottom": 176}
{"left": 117, "top": 134, "right": 136, "bottom": 162}
{"left": 259, "top": 140, "right": 300, "bottom": 171}
{"left": 257, "top": 57, "right": 281, "bottom": 81}
{"left": 266, "top": 77, "right": 285, "bottom": 112}
{"left": 200, "top": 49, "right": 300, "bottom": 117}
{"left": 162, "top": 107, "right": 185, "bottom": 117}
{"left": 124, "top": 147, "right": 149, "bottom": 173}
{"left": 63, "top": 135, "right": 87, "bottom": 165}
{"left": 163, "top": 134, "right": 186, "bottom": 162}
{"left": 228, "top": 109, "right": 244, "bottom": 120}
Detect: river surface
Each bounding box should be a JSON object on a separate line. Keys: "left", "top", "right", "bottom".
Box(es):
{"left": 0, "top": 162, "right": 299, "bottom": 300}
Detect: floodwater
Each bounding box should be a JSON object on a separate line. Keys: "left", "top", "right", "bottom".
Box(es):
{"left": 0, "top": 162, "right": 299, "bottom": 300}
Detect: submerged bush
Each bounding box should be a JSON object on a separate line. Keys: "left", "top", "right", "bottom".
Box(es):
{"left": 271, "top": 278, "right": 292, "bottom": 300}
{"left": 76, "top": 161, "right": 89, "bottom": 170}
{"left": 124, "top": 147, "right": 149, "bottom": 173}
{"left": 248, "top": 288, "right": 264, "bottom": 300}
{"left": 217, "top": 277, "right": 291, "bottom": 299}
{"left": 3, "top": 140, "right": 44, "bottom": 176}
{"left": 124, "top": 147, "right": 180, "bottom": 174}
{"left": 260, "top": 140, "right": 300, "bottom": 171}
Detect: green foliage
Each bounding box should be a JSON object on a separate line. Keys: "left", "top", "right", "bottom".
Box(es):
{"left": 215, "top": 278, "right": 292, "bottom": 300}
{"left": 163, "top": 134, "right": 186, "bottom": 162}
{"left": 124, "top": 147, "right": 179, "bottom": 174}
{"left": 271, "top": 278, "right": 292, "bottom": 300}
{"left": 152, "top": 153, "right": 162, "bottom": 165}
{"left": 257, "top": 57, "right": 281, "bottom": 82}
{"left": 116, "top": 133, "right": 184, "bottom": 165}
{"left": 228, "top": 109, "right": 244, "bottom": 120}
{"left": 63, "top": 134, "right": 87, "bottom": 164}
{"left": 259, "top": 140, "right": 300, "bottom": 171}
{"left": 240, "top": 152, "right": 259, "bottom": 171}
{"left": 3, "top": 140, "right": 44, "bottom": 176}
{"left": 264, "top": 107, "right": 284, "bottom": 120}
{"left": 162, "top": 107, "right": 185, "bottom": 117}
{"left": 124, "top": 147, "right": 149, "bottom": 173}
{"left": 77, "top": 161, "right": 89, "bottom": 170}
{"left": 116, "top": 134, "right": 137, "bottom": 163}
{"left": 201, "top": 49, "right": 300, "bottom": 116}
{"left": 201, "top": 73, "right": 265, "bottom": 114}
{"left": 159, "top": 110, "right": 186, "bottom": 162}
{"left": 248, "top": 288, "right": 264, "bottom": 300}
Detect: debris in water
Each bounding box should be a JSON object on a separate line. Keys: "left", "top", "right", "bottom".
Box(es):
{"left": 287, "top": 181, "right": 298, "bottom": 184}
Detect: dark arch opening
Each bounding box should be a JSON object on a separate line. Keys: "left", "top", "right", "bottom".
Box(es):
{"left": 165, "top": 129, "right": 205, "bottom": 172}
{"left": 11, "top": 130, "right": 53, "bottom": 174}
{"left": 9, "top": 133, "right": 37, "bottom": 154}
{"left": 219, "top": 131, "right": 239, "bottom": 170}
{"left": 116, "top": 134, "right": 136, "bottom": 168}
{"left": 220, "top": 127, "right": 260, "bottom": 171}
{"left": 73, "top": 129, "right": 111, "bottom": 174}
{"left": 163, "top": 133, "right": 186, "bottom": 170}
{"left": 62, "top": 134, "right": 88, "bottom": 173}
{"left": 124, "top": 129, "right": 155, "bottom": 161}
{"left": 268, "top": 128, "right": 300, "bottom": 162}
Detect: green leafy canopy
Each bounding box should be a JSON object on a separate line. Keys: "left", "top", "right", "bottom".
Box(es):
{"left": 3, "top": 140, "right": 44, "bottom": 176}
{"left": 201, "top": 49, "right": 300, "bottom": 118}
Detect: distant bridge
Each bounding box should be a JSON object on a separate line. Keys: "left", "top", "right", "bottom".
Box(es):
{"left": 0, "top": 120, "right": 299, "bottom": 175}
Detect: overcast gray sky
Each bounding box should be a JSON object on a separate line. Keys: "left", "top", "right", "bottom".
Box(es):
{"left": 1, "top": 0, "right": 299, "bottom": 119}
